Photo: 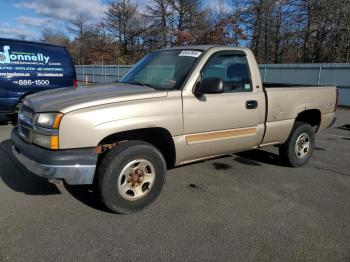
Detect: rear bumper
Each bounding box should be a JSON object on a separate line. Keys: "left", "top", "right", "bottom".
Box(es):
{"left": 11, "top": 127, "right": 98, "bottom": 185}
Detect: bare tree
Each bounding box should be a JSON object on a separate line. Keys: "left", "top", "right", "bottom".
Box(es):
{"left": 37, "top": 0, "right": 350, "bottom": 64}
{"left": 41, "top": 25, "right": 70, "bottom": 47}
{"left": 145, "top": 0, "right": 171, "bottom": 48}
{"left": 67, "top": 15, "right": 94, "bottom": 64}
{"left": 167, "top": 0, "right": 209, "bottom": 45}
{"left": 104, "top": 0, "right": 143, "bottom": 61}
{"left": 67, "top": 15, "right": 92, "bottom": 38}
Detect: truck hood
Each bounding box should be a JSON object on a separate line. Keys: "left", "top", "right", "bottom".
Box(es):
{"left": 24, "top": 83, "right": 168, "bottom": 113}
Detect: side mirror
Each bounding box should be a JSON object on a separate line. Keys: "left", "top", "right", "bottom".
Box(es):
{"left": 194, "top": 77, "right": 224, "bottom": 95}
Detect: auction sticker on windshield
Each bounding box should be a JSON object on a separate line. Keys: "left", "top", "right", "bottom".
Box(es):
{"left": 179, "top": 50, "right": 202, "bottom": 58}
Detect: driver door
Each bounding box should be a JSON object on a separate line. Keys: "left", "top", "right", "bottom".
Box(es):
{"left": 182, "top": 52, "right": 262, "bottom": 161}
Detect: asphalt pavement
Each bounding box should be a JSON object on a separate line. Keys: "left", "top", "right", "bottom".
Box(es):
{"left": 0, "top": 110, "right": 349, "bottom": 261}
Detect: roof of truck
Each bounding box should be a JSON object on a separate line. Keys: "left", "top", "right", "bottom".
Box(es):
{"left": 168, "top": 45, "right": 219, "bottom": 50}
{"left": 160, "top": 45, "right": 247, "bottom": 52}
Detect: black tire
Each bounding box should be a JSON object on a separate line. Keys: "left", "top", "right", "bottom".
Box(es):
{"left": 0, "top": 114, "right": 11, "bottom": 125}
{"left": 97, "top": 140, "right": 167, "bottom": 214}
{"left": 279, "top": 121, "right": 315, "bottom": 167}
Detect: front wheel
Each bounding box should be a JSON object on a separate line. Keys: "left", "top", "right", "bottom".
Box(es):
{"left": 97, "top": 141, "right": 167, "bottom": 214}
{"left": 279, "top": 121, "right": 315, "bottom": 167}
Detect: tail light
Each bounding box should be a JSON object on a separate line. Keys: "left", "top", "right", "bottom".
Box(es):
{"left": 73, "top": 79, "right": 78, "bottom": 88}
{"left": 334, "top": 89, "right": 339, "bottom": 112}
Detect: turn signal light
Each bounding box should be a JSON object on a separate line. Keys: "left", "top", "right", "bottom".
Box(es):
{"left": 50, "top": 136, "right": 59, "bottom": 150}
{"left": 53, "top": 113, "right": 63, "bottom": 129}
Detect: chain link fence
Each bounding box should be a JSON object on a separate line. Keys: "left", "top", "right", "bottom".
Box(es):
{"left": 75, "top": 65, "right": 132, "bottom": 84}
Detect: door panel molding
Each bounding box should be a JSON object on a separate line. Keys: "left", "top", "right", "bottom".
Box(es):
{"left": 185, "top": 127, "right": 257, "bottom": 144}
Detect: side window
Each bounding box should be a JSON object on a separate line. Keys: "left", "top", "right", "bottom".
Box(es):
{"left": 202, "top": 54, "right": 252, "bottom": 92}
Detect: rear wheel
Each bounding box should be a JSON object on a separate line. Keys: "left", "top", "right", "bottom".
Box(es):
{"left": 279, "top": 121, "right": 315, "bottom": 167}
{"left": 97, "top": 141, "right": 167, "bottom": 214}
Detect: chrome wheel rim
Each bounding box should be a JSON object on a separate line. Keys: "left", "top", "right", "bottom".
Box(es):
{"left": 117, "top": 159, "right": 155, "bottom": 201}
{"left": 295, "top": 133, "right": 311, "bottom": 159}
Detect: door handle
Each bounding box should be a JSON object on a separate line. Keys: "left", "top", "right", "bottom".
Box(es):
{"left": 246, "top": 100, "right": 258, "bottom": 109}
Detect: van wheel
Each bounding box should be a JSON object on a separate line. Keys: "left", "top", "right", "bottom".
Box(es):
{"left": 97, "top": 141, "right": 167, "bottom": 214}
{"left": 279, "top": 121, "right": 315, "bottom": 167}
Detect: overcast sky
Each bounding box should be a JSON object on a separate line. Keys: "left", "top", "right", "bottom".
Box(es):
{"left": 0, "top": 0, "right": 224, "bottom": 40}
{"left": 0, "top": 0, "right": 152, "bottom": 40}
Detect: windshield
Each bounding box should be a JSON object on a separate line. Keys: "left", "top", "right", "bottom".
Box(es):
{"left": 120, "top": 49, "right": 202, "bottom": 90}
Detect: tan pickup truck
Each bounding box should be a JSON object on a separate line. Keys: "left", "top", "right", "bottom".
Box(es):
{"left": 12, "top": 46, "right": 337, "bottom": 213}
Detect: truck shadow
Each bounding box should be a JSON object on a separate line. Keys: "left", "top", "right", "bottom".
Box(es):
{"left": 0, "top": 140, "right": 61, "bottom": 195}
{"left": 63, "top": 184, "right": 113, "bottom": 213}
{"left": 234, "top": 149, "right": 283, "bottom": 166}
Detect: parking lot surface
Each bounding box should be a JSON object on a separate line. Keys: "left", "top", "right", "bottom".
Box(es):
{"left": 0, "top": 110, "right": 349, "bottom": 261}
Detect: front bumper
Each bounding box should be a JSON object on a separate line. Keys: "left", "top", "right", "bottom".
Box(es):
{"left": 12, "top": 127, "right": 98, "bottom": 185}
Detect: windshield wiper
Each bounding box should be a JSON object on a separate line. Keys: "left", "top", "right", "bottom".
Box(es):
{"left": 124, "top": 81, "right": 160, "bottom": 90}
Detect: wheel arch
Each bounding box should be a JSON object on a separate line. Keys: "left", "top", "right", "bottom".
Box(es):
{"left": 97, "top": 127, "right": 176, "bottom": 168}
{"left": 295, "top": 109, "right": 321, "bottom": 132}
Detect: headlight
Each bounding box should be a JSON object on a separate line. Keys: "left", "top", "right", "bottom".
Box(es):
{"left": 32, "top": 112, "right": 62, "bottom": 149}
{"left": 34, "top": 113, "right": 63, "bottom": 129}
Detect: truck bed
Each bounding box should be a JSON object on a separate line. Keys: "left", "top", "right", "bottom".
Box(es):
{"left": 260, "top": 84, "right": 337, "bottom": 146}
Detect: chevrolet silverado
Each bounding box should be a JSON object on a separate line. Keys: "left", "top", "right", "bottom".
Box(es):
{"left": 11, "top": 46, "right": 337, "bottom": 213}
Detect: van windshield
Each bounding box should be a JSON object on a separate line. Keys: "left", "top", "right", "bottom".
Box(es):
{"left": 120, "top": 49, "right": 202, "bottom": 90}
